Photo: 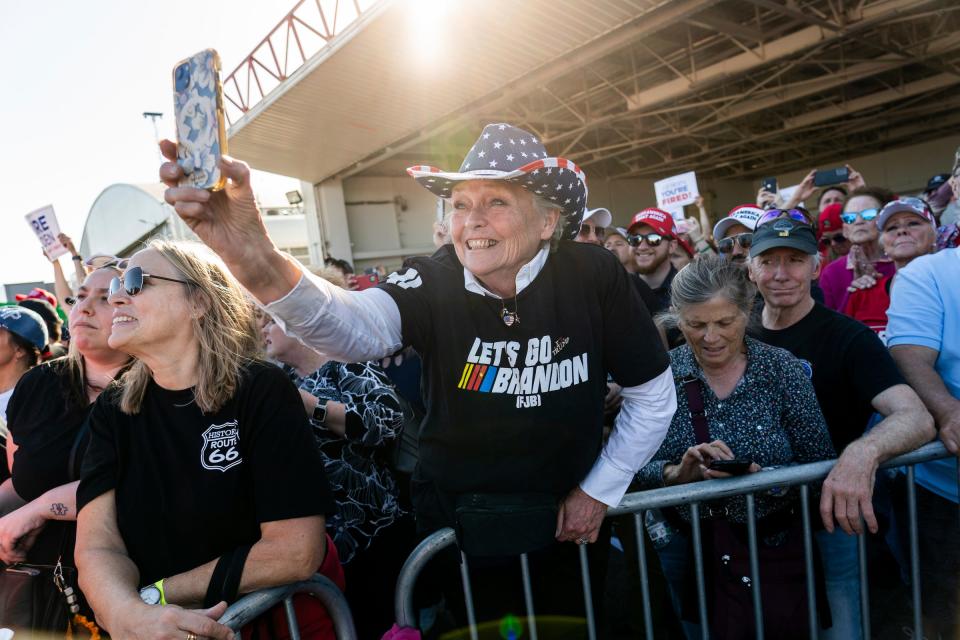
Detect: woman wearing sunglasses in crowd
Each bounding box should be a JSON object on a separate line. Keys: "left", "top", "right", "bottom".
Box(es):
{"left": 0, "top": 264, "right": 131, "bottom": 631}
{"left": 75, "top": 241, "right": 340, "bottom": 640}
{"left": 843, "top": 198, "right": 939, "bottom": 338}
{"left": 818, "top": 187, "right": 896, "bottom": 312}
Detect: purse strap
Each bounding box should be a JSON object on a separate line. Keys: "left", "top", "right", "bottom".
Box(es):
{"left": 682, "top": 377, "right": 711, "bottom": 445}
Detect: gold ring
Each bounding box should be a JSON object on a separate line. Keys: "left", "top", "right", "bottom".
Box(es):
{"left": 185, "top": 633, "right": 199, "bottom": 640}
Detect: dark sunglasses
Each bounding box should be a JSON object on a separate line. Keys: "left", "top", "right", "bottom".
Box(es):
{"left": 819, "top": 235, "right": 849, "bottom": 248}
{"left": 109, "top": 266, "right": 194, "bottom": 297}
{"left": 628, "top": 232, "right": 664, "bottom": 247}
{"left": 578, "top": 223, "right": 606, "bottom": 237}
{"left": 717, "top": 233, "right": 753, "bottom": 254}
{"left": 757, "top": 208, "right": 810, "bottom": 227}
{"left": 840, "top": 208, "right": 879, "bottom": 224}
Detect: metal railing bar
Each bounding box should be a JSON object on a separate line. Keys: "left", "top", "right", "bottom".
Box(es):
{"left": 858, "top": 524, "right": 871, "bottom": 640}
{"left": 283, "top": 596, "right": 302, "bottom": 640}
{"left": 612, "top": 442, "right": 949, "bottom": 516}
{"left": 745, "top": 494, "right": 764, "bottom": 638}
{"left": 459, "top": 551, "right": 479, "bottom": 640}
{"left": 633, "top": 511, "right": 656, "bottom": 640}
{"left": 799, "top": 484, "right": 819, "bottom": 638}
{"left": 689, "top": 502, "right": 710, "bottom": 640}
{"left": 907, "top": 466, "right": 922, "bottom": 638}
{"left": 520, "top": 553, "right": 539, "bottom": 640}
{"left": 219, "top": 574, "right": 356, "bottom": 639}
{"left": 395, "top": 528, "right": 457, "bottom": 627}
{"left": 578, "top": 544, "right": 597, "bottom": 640}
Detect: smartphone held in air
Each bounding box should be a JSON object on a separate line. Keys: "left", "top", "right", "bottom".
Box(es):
{"left": 173, "top": 49, "right": 228, "bottom": 191}
{"left": 708, "top": 459, "right": 753, "bottom": 476}
{"left": 760, "top": 177, "right": 778, "bottom": 193}
{"left": 813, "top": 167, "right": 849, "bottom": 188}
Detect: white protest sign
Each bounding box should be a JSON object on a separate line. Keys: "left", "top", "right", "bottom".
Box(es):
{"left": 778, "top": 184, "right": 799, "bottom": 206}
{"left": 654, "top": 171, "right": 699, "bottom": 221}
{"left": 24, "top": 205, "right": 68, "bottom": 260}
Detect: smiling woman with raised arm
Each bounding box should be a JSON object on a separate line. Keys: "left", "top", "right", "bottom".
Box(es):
{"left": 160, "top": 123, "right": 676, "bottom": 627}
{"left": 74, "top": 241, "right": 337, "bottom": 640}
{"left": 0, "top": 266, "right": 131, "bottom": 632}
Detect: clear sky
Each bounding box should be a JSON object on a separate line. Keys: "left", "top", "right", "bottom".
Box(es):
{"left": 0, "top": 0, "right": 304, "bottom": 296}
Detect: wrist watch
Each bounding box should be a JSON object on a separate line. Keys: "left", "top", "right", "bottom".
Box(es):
{"left": 139, "top": 579, "right": 166, "bottom": 606}
{"left": 312, "top": 401, "right": 328, "bottom": 425}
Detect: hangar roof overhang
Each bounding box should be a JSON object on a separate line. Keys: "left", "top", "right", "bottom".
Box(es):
{"left": 226, "top": 0, "right": 960, "bottom": 184}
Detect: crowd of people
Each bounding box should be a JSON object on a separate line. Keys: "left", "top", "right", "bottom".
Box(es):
{"left": 0, "top": 122, "right": 957, "bottom": 640}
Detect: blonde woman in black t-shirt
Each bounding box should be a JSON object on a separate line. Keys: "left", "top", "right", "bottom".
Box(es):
{"left": 0, "top": 266, "right": 131, "bottom": 631}
{"left": 76, "top": 241, "right": 336, "bottom": 640}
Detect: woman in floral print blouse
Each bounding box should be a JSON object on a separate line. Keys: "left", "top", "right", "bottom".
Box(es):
{"left": 637, "top": 256, "right": 835, "bottom": 639}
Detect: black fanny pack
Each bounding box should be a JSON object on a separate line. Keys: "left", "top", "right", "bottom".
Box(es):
{"left": 454, "top": 492, "right": 559, "bottom": 557}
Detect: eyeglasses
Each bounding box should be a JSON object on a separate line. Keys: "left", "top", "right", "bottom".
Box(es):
{"left": 717, "top": 233, "right": 753, "bottom": 254}
{"left": 757, "top": 208, "right": 810, "bottom": 227}
{"left": 578, "top": 223, "right": 606, "bottom": 238}
{"left": 840, "top": 209, "right": 879, "bottom": 224}
{"left": 628, "top": 233, "right": 664, "bottom": 247}
{"left": 84, "top": 254, "right": 128, "bottom": 270}
{"left": 108, "top": 266, "right": 194, "bottom": 297}
{"left": 819, "top": 234, "right": 849, "bottom": 249}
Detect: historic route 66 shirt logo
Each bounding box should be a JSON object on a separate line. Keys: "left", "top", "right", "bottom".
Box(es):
{"left": 200, "top": 421, "right": 242, "bottom": 472}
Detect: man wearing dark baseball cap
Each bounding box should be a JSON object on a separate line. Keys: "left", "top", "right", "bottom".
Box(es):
{"left": 0, "top": 305, "right": 48, "bottom": 424}
{"left": 749, "top": 218, "right": 933, "bottom": 639}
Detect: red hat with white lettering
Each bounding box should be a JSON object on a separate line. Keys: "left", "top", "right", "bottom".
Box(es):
{"left": 628, "top": 208, "right": 694, "bottom": 256}
{"left": 627, "top": 208, "right": 677, "bottom": 237}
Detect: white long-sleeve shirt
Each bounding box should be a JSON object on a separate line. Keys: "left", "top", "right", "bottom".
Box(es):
{"left": 263, "top": 251, "right": 675, "bottom": 507}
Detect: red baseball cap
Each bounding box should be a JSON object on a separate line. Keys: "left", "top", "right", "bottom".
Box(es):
{"left": 628, "top": 208, "right": 678, "bottom": 237}
{"left": 817, "top": 203, "right": 844, "bottom": 240}
{"left": 15, "top": 287, "right": 58, "bottom": 309}
{"left": 628, "top": 208, "right": 694, "bottom": 256}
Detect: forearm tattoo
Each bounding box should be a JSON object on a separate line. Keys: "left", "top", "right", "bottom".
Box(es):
{"left": 50, "top": 503, "right": 69, "bottom": 517}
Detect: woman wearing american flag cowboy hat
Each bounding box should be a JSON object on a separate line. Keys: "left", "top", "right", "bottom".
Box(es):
{"left": 160, "top": 122, "right": 675, "bottom": 625}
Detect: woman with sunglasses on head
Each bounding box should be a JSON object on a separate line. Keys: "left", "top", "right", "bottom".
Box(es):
{"left": 0, "top": 265, "right": 131, "bottom": 631}
{"left": 818, "top": 187, "right": 896, "bottom": 312}
{"left": 844, "top": 198, "right": 939, "bottom": 338}
{"left": 75, "top": 241, "right": 337, "bottom": 640}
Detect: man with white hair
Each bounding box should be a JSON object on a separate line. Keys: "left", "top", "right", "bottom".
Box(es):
{"left": 748, "top": 218, "right": 933, "bottom": 640}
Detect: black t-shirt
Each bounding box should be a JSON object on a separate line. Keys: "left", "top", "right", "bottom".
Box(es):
{"left": 77, "top": 361, "right": 334, "bottom": 586}
{"left": 630, "top": 274, "right": 660, "bottom": 316}
{"left": 755, "top": 302, "right": 905, "bottom": 451}
{"left": 379, "top": 242, "right": 669, "bottom": 530}
{"left": 6, "top": 359, "right": 91, "bottom": 564}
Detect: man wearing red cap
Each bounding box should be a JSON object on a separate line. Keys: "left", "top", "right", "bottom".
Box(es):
{"left": 817, "top": 203, "right": 851, "bottom": 267}
{"left": 627, "top": 208, "right": 692, "bottom": 311}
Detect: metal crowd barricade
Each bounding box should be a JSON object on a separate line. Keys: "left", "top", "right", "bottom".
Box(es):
{"left": 395, "top": 441, "right": 953, "bottom": 640}
{"left": 220, "top": 573, "right": 357, "bottom": 640}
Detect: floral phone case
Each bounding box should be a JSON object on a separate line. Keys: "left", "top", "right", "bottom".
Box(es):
{"left": 173, "top": 49, "right": 227, "bottom": 190}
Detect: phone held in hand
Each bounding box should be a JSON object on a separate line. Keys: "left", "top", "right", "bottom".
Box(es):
{"left": 813, "top": 167, "right": 849, "bottom": 188}
{"left": 760, "top": 177, "right": 778, "bottom": 193}
{"left": 354, "top": 273, "right": 380, "bottom": 290}
{"left": 708, "top": 459, "right": 753, "bottom": 476}
{"left": 173, "top": 49, "right": 228, "bottom": 191}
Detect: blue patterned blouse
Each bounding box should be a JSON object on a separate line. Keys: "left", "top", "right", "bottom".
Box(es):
{"left": 636, "top": 337, "right": 835, "bottom": 523}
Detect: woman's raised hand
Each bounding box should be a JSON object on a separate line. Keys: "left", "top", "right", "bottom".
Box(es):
{"left": 159, "top": 140, "right": 272, "bottom": 278}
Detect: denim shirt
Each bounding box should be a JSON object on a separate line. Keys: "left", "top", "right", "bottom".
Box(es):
{"left": 636, "top": 337, "right": 835, "bottom": 523}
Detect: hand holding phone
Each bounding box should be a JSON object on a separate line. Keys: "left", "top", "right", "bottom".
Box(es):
{"left": 708, "top": 458, "right": 755, "bottom": 476}
{"left": 173, "top": 49, "right": 228, "bottom": 191}
{"left": 813, "top": 167, "right": 849, "bottom": 188}
{"left": 760, "top": 177, "right": 778, "bottom": 194}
